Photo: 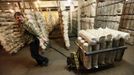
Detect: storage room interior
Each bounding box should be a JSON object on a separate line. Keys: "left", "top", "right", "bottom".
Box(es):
{"left": 0, "top": 0, "right": 134, "bottom": 75}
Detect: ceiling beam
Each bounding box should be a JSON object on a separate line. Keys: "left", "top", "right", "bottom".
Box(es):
{"left": 0, "top": 0, "right": 77, "bottom": 2}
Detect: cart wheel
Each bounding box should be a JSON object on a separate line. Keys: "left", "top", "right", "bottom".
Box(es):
{"left": 66, "top": 52, "right": 80, "bottom": 70}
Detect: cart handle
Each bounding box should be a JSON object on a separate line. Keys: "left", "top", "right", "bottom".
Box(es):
{"left": 75, "top": 42, "right": 127, "bottom": 56}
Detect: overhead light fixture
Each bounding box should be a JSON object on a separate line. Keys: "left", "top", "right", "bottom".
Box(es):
{"left": 7, "top": 2, "right": 10, "bottom": 5}
{"left": 68, "top": 0, "right": 71, "bottom": 3}
{"left": 32, "top": 9, "right": 34, "bottom": 11}
{"left": 37, "top": 0, "right": 40, "bottom": 3}
{"left": 9, "top": 9, "right": 14, "bottom": 13}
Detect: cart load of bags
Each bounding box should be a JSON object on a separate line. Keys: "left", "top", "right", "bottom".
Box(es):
{"left": 77, "top": 27, "right": 130, "bottom": 69}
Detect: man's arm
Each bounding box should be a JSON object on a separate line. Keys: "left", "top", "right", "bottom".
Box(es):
{"left": 23, "top": 19, "right": 42, "bottom": 38}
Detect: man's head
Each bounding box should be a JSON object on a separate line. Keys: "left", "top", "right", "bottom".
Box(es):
{"left": 14, "top": 12, "right": 24, "bottom": 23}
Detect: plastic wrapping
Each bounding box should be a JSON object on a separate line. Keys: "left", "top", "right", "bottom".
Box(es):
{"left": 24, "top": 11, "right": 48, "bottom": 50}
{"left": 62, "top": 11, "right": 70, "bottom": 48}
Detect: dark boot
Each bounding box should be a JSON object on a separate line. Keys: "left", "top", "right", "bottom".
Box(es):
{"left": 37, "top": 57, "right": 49, "bottom": 66}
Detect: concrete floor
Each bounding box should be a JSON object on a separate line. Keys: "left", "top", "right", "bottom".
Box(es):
{"left": 0, "top": 38, "right": 134, "bottom": 75}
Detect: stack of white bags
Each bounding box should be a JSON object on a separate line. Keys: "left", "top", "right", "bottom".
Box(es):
{"left": 77, "top": 27, "right": 130, "bottom": 69}
{"left": 80, "top": 0, "right": 96, "bottom": 30}
{"left": 25, "top": 10, "right": 70, "bottom": 49}
{"left": 61, "top": 11, "right": 70, "bottom": 49}
{"left": 0, "top": 10, "right": 71, "bottom": 53}
{"left": 96, "top": 1, "right": 123, "bottom": 30}
{"left": 60, "top": 5, "right": 70, "bottom": 49}
{"left": 24, "top": 10, "right": 49, "bottom": 50}
{"left": 0, "top": 12, "right": 26, "bottom": 53}
{"left": 43, "top": 10, "right": 59, "bottom": 33}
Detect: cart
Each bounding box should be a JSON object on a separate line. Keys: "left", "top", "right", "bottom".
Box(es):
{"left": 67, "top": 41, "right": 127, "bottom": 72}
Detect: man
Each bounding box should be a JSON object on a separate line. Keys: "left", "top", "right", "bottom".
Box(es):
{"left": 14, "top": 12, "right": 48, "bottom": 66}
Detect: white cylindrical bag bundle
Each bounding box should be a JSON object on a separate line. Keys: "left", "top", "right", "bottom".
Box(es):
{"left": 62, "top": 11, "right": 70, "bottom": 49}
